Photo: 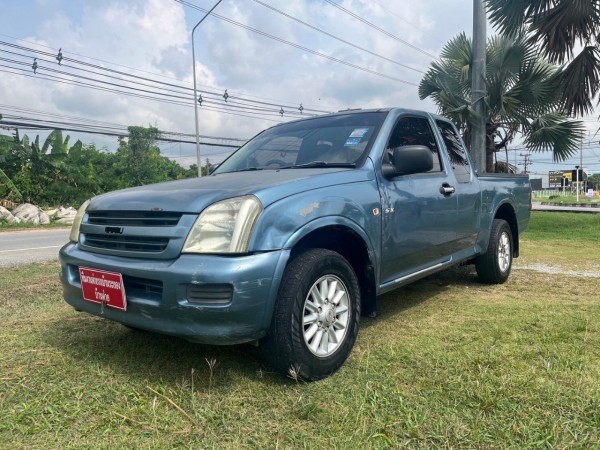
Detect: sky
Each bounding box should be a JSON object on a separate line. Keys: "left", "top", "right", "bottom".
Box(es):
{"left": 0, "top": 0, "right": 599, "bottom": 181}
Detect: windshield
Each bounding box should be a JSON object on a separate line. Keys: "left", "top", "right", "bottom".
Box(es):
{"left": 213, "top": 111, "right": 387, "bottom": 174}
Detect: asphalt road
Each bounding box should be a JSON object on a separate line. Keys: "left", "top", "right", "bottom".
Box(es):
{"left": 0, "top": 228, "right": 71, "bottom": 267}
{"left": 531, "top": 202, "right": 600, "bottom": 213}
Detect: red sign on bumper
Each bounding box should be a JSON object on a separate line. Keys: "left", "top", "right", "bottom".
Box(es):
{"left": 79, "top": 267, "right": 127, "bottom": 311}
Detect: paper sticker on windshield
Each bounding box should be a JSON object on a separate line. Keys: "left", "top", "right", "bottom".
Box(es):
{"left": 349, "top": 128, "right": 368, "bottom": 138}
{"left": 344, "top": 137, "right": 362, "bottom": 147}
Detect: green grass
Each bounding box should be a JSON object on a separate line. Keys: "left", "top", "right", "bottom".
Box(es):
{"left": 538, "top": 195, "right": 600, "bottom": 205}
{"left": 1, "top": 214, "right": 600, "bottom": 448}
{"left": 0, "top": 221, "right": 70, "bottom": 232}
{"left": 525, "top": 211, "right": 600, "bottom": 243}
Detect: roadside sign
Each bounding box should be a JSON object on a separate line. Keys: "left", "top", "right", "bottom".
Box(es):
{"left": 549, "top": 171, "right": 563, "bottom": 188}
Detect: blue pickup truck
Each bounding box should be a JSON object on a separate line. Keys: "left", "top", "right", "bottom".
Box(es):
{"left": 59, "top": 108, "right": 530, "bottom": 380}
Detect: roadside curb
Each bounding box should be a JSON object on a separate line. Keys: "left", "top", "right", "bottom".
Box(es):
{"left": 541, "top": 202, "right": 599, "bottom": 208}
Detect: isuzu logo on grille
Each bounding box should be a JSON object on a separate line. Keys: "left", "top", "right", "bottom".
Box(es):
{"left": 105, "top": 226, "right": 124, "bottom": 234}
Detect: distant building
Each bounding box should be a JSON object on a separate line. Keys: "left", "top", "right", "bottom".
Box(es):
{"left": 530, "top": 178, "right": 543, "bottom": 190}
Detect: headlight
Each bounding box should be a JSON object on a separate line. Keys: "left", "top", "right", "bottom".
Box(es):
{"left": 182, "top": 196, "right": 263, "bottom": 254}
{"left": 69, "top": 199, "right": 91, "bottom": 242}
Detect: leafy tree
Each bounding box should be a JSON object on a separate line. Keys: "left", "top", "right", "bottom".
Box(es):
{"left": 1, "top": 125, "right": 193, "bottom": 207}
{"left": 486, "top": 0, "right": 600, "bottom": 117}
{"left": 186, "top": 163, "right": 212, "bottom": 178}
{"left": 115, "top": 126, "right": 186, "bottom": 188}
{"left": 419, "top": 33, "right": 584, "bottom": 172}
{"left": 588, "top": 173, "right": 600, "bottom": 190}
{"left": 0, "top": 167, "right": 23, "bottom": 203}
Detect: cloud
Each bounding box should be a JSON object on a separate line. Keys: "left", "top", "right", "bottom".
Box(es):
{"left": 1, "top": 0, "right": 475, "bottom": 164}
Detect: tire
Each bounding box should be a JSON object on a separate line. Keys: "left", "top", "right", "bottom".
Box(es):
{"left": 261, "top": 248, "right": 361, "bottom": 381}
{"left": 476, "top": 219, "right": 513, "bottom": 284}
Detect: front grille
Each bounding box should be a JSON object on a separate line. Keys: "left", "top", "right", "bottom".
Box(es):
{"left": 84, "top": 234, "right": 169, "bottom": 252}
{"left": 80, "top": 210, "right": 192, "bottom": 257}
{"left": 87, "top": 211, "right": 182, "bottom": 227}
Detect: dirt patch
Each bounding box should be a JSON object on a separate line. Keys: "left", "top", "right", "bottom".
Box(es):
{"left": 514, "top": 262, "right": 600, "bottom": 278}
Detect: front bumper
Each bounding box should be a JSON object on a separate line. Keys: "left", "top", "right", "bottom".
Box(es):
{"left": 59, "top": 243, "right": 290, "bottom": 344}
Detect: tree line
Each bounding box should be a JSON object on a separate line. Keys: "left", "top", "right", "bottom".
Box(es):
{"left": 0, "top": 126, "right": 200, "bottom": 207}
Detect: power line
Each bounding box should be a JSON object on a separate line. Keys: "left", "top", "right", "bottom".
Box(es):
{"left": 175, "top": 0, "right": 418, "bottom": 86}
{"left": 0, "top": 119, "right": 243, "bottom": 148}
{"left": 0, "top": 32, "right": 333, "bottom": 113}
{"left": 251, "top": 0, "right": 425, "bottom": 74}
{"left": 0, "top": 48, "right": 318, "bottom": 118}
{"left": 369, "top": 0, "right": 423, "bottom": 32}
{"left": 322, "top": 0, "right": 437, "bottom": 59}
{"left": 0, "top": 64, "right": 288, "bottom": 123}
{"left": 0, "top": 40, "right": 329, "bottom": 119}
{"left": 0, "top": 105, "right": 250, "bottom": 144}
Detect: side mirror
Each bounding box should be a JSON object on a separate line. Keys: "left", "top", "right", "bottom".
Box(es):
{"left": 382, "top": 145, "right": 433, "bottom": 178}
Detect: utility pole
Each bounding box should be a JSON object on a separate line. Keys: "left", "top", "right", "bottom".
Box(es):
{"left": 192, "top": 0, "right": 223, "bottom": 178}
{"left": 519, "top": 153, "right": 531, "bottom": 174}
{"left": 470, "top": 0, "right": 486, "bottom": 174}
{"left": 575, "top": 165, "right": 580, "bottom": 203}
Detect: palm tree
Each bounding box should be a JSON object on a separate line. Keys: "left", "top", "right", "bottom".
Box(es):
{"left": 419, "top": 33, "right": 583, "bottom": 173}
{"left": 486, "top": 0, "right": 600, "bottom": 117}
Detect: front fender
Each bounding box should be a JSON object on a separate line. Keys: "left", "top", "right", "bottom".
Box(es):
{"left": 249, "top": 181, "right": 381, "bottom": 255}
{"left": 282, "top": 215, "right": 377, "bottom": 254}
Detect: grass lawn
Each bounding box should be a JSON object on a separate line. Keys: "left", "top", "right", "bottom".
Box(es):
{"left": 0, "top": 222, "right": 70, "bottom": 232}
{"left": 538, "top": 195, "right": 600, "bottom": 205}
{"left": 1, "top": 213, "right": 599, "bottom": 448}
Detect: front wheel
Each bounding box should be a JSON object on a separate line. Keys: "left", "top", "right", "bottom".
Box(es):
{"left": 476, "top": 219, "right": 513, "bottom": 284}
{"left": 261, "top": 249, "right": 360, "bottom": 381}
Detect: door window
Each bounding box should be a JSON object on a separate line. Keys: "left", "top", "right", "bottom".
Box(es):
{"left": 436, "top": 120, "right": 471, "bottom": 183}
{"left": 384, "top": 116, "right": 443, "bottom": 172}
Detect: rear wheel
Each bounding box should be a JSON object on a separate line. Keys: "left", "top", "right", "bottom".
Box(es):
{"left": 261, "top": 248, "right": 360, "bottom": 381}
{"left": 476, "top": 219, "right": 513, "bottom": 284}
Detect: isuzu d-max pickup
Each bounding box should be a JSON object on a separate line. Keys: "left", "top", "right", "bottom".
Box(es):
{"left": 60, "top": 108, "right": 530, "bottom": 380}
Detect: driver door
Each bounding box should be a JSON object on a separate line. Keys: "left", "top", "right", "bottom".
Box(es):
{"left": 378, "top": 115, "right": 458, "bottom": 284}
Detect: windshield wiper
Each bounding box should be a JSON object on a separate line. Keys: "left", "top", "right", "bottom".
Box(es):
{"left": 234, "top": 167, "right": 264, "bottom": 172}
{"left": 292, "top": 161, "right": 356, "bottom": 169}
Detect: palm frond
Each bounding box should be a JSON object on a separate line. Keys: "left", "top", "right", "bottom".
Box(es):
{"left": 524, "top": 113, "right": 584, "bottom": 161}
{"left": 486, "top": 0, "right": 550, "bottom": 36}
{"left": 440, "top": 33, "right": 472, "bottom": 66}
{"left": 421, "top": 29, "right": 586, "bottom": 169}
{"left": 559, "top": 46, "right": 600, "bottom": 116}
{"left": 530, "top": 0, "right": 600, "bottom": 63}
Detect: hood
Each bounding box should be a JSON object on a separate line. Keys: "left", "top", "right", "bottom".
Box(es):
{"left": 89, "top": 164, "right": 375, "bottom": 213}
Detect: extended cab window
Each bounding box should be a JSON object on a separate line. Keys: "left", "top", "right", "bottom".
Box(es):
{"left": 436, "top": 120, "right": 471, "bottom": 183}
{"left": 384, "top": 116, "right": 443, "bottom": 173}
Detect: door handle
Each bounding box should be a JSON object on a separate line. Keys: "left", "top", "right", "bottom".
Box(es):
{"left": 440, "top": 183, "right": 455, "bottom": 196}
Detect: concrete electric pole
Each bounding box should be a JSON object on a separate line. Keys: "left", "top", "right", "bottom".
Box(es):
{"left": 471, "top": 0, "right": 486, "bottom": 174}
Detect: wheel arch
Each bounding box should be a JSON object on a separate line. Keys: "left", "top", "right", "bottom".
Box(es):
{"left": 494, "top": 202, "right": 519, "bottom": 257}
{"left": 287, "top": 222, "right": 377, "bottom": 317}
